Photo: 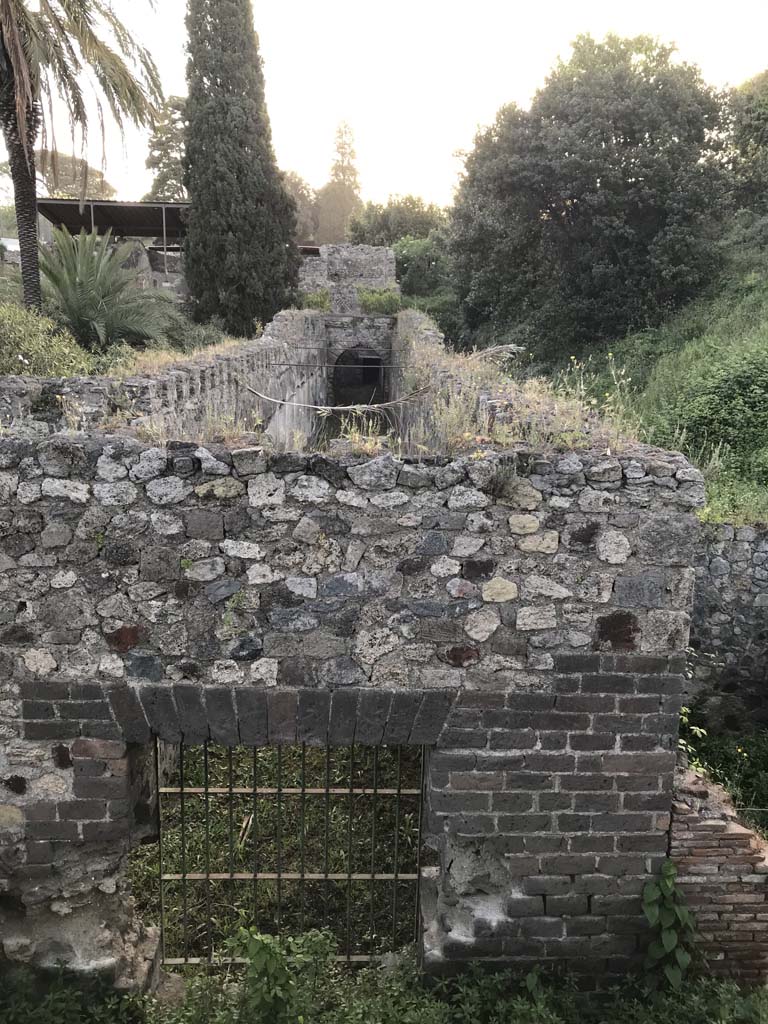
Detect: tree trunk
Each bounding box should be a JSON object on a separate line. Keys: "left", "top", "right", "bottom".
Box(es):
{"left": 0, "top": 87, "right": 41, "bottom": 309}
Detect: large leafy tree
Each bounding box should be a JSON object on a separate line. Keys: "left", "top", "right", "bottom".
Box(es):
{"left": 0, "top": 0, "right": 161, "bottom": 308}
{"left": 143, "top": 95, "right": 187, "bottom": 201}
{"left": 348, "top": 195, "right": 445, "bottom": 246}
{"left": 283, "top": 170, "right": 318, "bottom": 243}
{"left": 184, "top": 0, "right": 298, "bottom": 335}
{"left": 315, "top": 122, "right": 361, "bottom": 244}
{"left": 452, "top": 35, "right": 728, "bottom": 355}
{"left": 731, "top": 70, "right": 768, "bottom": 210}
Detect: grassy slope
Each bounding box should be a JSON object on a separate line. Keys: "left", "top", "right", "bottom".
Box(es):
{"left": 585, "top": 217, "right": 768, "bottom": 523}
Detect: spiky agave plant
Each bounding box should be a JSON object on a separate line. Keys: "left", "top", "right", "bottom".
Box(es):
{"left": 0, "top": 0, "right": 162, "bottom": 309}
{"left": 40, "top": 226, "right": 169, "bottom": 352}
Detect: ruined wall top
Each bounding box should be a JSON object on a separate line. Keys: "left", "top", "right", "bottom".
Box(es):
{"left": 0, "top": 437, "right": 703, "bottom": 723}
{"left": 298, "top": 245, "right": 398, "bottom": 314}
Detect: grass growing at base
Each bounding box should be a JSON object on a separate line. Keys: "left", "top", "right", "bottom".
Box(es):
{"left": 5, "top": 953, "right": 768, "bottom": 1024}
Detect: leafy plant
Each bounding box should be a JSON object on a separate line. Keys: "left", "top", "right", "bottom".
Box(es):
{"left": 642, "top": 860, "right": 697, "bottom": 991}
{"left": 40, "top": 227, "right": 170, "bottom": 352}
{"left": 0, "top": 301, "right": 94, "bottom": 376}
{"left": 229, "top": 929, "right": 298, "bottom": 1024}
{"left": 357, "top": 288, "right": 402, "bottom": 315}
{"left": 0, "top": 967, "right": 144, "bottom": 1024}
{"left": 678, "top": 706, "right": 708, "bottom": 765}
{"left": 298, "top": 289, "right": 331, "bottom": 312}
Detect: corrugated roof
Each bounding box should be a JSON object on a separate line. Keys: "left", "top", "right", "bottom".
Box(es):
{"left": 36, "top": 198, "right": 189, "bottom": 239}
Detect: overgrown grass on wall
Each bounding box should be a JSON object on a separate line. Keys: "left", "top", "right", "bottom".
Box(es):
{"left": 347, "top": 314, "right": 638, "bottom": 459}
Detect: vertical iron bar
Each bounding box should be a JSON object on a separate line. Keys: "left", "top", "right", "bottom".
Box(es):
{"left": 155, "top": 738, "right": 166, "bottom": 965}
{"left": 346, "top": 743, "right": 355, "bottom": 962}
{"left": 414, "top": 747, "right": 427, "bottom": 956}
{"left": 203, "top": 742, "right": 212, "bottom": 964}
{"left": 226, "top": 747, "right": 234, "bottom": 959}
{"left": 252, "top": 748, "right": 259, "bottom": 931}
{"left": 324, "top": 745, "right": 331, "bottom": 928}
{"left": 391, "top": 746, "right": 402, "bottom": 951}
{"left": 299, "top": 744, "right": 306, "bottom": 933}
{"left": 162, "top": 203, "right": 168, "bottom": 277}
{"left": 276, "top": 746, "right": 283, "bottom": 936}
{"left": 227, "top": 748, "right": 234, "bottom": 878}
{"left": 369, "top": 747, "right": 379, "bottom": 954}
{"left": 180, "top": 742, "right": 189, "bottom": 963}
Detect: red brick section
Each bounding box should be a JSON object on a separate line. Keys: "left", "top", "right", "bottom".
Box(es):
{"left": 671, "top": 769, "right": 768, "bottom": 984}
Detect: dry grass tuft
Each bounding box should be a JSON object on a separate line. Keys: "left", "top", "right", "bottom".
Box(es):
{"left": 362, "top": 317, "right": 639, "bottom": 458}
{"left": 107, "top": 336, "right": 254, "bottom": 378}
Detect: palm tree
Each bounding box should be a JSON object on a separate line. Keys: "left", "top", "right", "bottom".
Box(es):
{"left": 0, "top": 1, "right": 162, "bottom": 308}
{"left": 40, "top": 226, "right": 170, "bottom": 351}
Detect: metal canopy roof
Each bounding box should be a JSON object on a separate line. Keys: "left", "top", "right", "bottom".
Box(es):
{"left": 36, "top": 198, "right": 189, "bottom": 239}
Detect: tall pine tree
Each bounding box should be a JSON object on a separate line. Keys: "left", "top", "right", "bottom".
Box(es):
{"left": 316, "top": 123, "right": 362, "bottom": 244}
{"left": 184, "top": 0, "right": 298, "bottom": 336}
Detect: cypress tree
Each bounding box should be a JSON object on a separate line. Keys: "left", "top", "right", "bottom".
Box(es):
{"left": 184, "top": 0, "right": 298, "bottom": 336}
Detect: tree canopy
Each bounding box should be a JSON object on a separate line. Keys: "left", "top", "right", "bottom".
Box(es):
{"left": 184, "top": 0, "right": 298, "bottom": 336}
{"left": 731, "top": 71, "right": 768, "bottom": 211}
{"left": 0, "top": 150, "right": 116, "bottom": 200}
{"left": 451, "top": 34, "right": 728, "bottom": 354}
{"left": 283, "top": 171, "right": 318, "bottom": 243}
{"left": 144, "top": 96, "right": 187, "bottom": 202}
{"left": 348, "top": 195, "right": 445, "bottom": 246}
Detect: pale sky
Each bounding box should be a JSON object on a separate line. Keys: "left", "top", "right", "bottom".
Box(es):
{"left": 19, "top": 0, "right": 768, "bottom": 206}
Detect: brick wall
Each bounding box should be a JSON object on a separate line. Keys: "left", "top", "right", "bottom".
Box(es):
{"left": 0, "top": 437, "right": 704, "bottom": 983}
{"left": 672, "top": 769, "right": 768, "bottom": 984}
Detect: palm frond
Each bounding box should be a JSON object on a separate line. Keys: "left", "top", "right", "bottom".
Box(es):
{"left": 40, "top": 226, "right": 171, "bottom": 351}
{"left": 1, "top": 0, "right": 161, "bottom": 162}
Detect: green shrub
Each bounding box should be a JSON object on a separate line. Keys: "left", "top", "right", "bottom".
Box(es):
{"left": 297, "top": 289, "right": 331, "bottom": 312}
{"left": 682, "top": 715, "right": 768, "bottom": 815}
{"left": 663, "top": 344, "right": 768, "bottom": 461}
{"left": 357, "top": 288, "right": 402, "bottom": 315}
{"left": 161, "top": 310, "right": 231, "bottom": 352}
{"left": 0, "top": 302, "right": 94, "bottom": 376}
{"left": 699, "top": 468, "right": 768, "bottom": 524}
{"left": 40, "top": 227, "right": 171, "bottom": 352}
{"left": 408, "top": 289, "right": 463, "bottom": 343}
{"left": 750, "top": 446, "right": 768, "bottom": 486}
{"left": 393, "top": 233, "right": 450, "bottom": 298}
{"left": 0, "top": 967, "right": 144, "bottom": 1024}
{"left": 6, "top": 952, "right": 768, "bottom": 1024}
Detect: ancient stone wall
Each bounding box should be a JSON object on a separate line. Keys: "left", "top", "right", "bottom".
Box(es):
{"left": 689, "top": 523, "right": 768, "bottom": 723}
{"left": 0, "top": 434, "right": 703, "bottom": 980}
{"left": 671, "top": 769, "right": 768, "bottom": 984}
{"left": 298, "top": 245, "right": 398, "bottom": 315}
{"left": 0, "top": 311, "right": 327, "bottom": 443}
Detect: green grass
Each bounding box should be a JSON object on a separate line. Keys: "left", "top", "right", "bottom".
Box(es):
{"left": 129, "top": 744, "right": 432, "bottom": 963}
{"left": 554, "top": 214, "right": 768, "bottom": 524}
{"left": 5, "top": 957, "right": 768, "bottom": 1024}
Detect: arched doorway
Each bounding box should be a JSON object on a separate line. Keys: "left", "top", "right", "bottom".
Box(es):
{"left": 332, "top": 346, "right": 386, "bottom": 407}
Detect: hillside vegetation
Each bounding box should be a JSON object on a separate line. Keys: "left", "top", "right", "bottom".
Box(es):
{"left": 578, "top": 214, "right": 768, "bottom": 523}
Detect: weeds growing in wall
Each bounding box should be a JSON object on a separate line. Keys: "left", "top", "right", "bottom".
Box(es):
{"left": 332, "top": 314, "right": 637, "bottom": 459}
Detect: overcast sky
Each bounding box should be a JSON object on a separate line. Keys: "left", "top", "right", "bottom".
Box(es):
{"left": 17, "top": 0, "right": 768, "bottom": 206}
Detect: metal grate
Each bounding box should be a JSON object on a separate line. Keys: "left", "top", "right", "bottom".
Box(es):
{"left": 155, "top": 740, "right": 430, "bottom": 965}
